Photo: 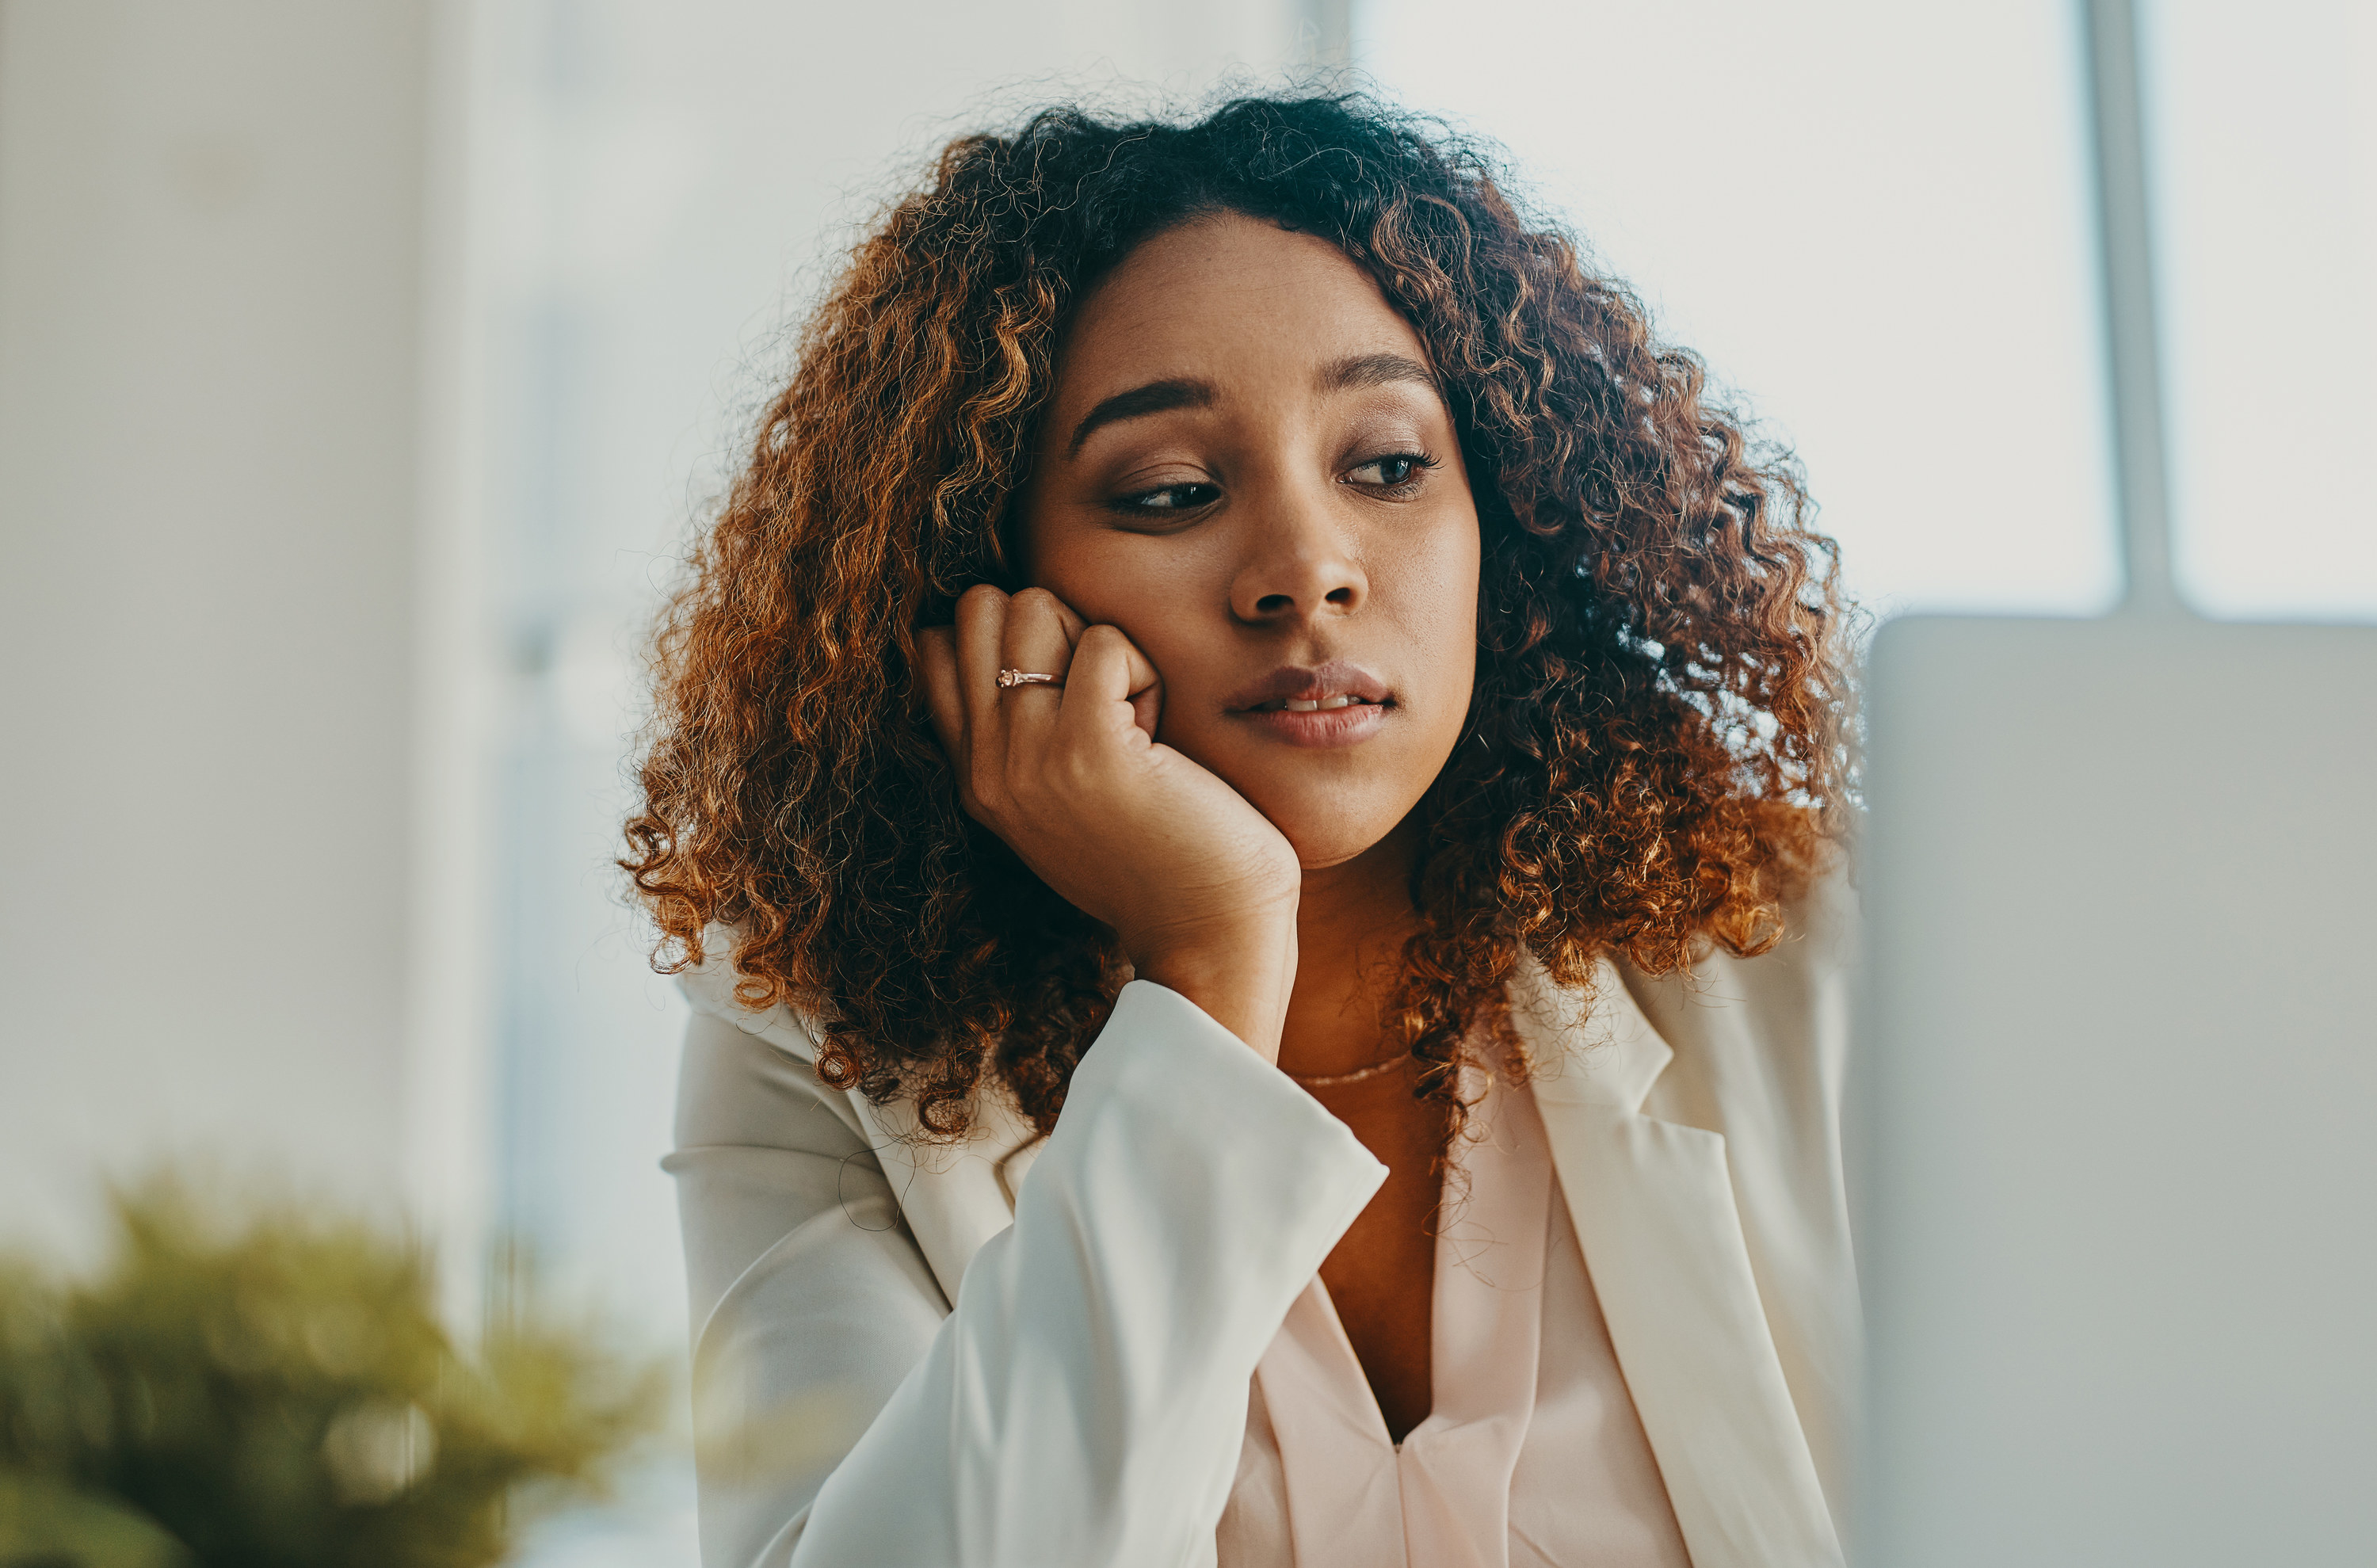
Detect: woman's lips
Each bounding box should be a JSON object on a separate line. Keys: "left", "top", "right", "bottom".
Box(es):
{"left": 1234, "top": 697, "right": 1391, "bottom": 747}
{"left": 1223, "top": 661, "right": 1395, "bottom": 747}
{"left": 1224, "top": 660, "right": 1390, "bottom": 711}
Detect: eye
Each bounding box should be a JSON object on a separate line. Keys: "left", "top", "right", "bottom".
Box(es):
{"left": 1346, "top": 452, "right": 1439, "bottom": 494}
{"left": 1112, "top": 481, "right": 1222, "bottom": 517}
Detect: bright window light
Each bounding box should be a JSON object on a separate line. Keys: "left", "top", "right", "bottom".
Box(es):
{"left": 2146, "top": 0, "right": 2377, "bottom": 621}
{"left": 1356, "top": 0, "right": 2123, "bottom": 622}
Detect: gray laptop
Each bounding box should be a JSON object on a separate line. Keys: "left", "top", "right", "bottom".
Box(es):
{"left": 1853, "top": 612, "right": 2377, "bottom": 1564}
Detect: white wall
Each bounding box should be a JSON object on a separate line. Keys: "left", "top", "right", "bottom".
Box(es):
{"left": 0, "top": 1, "right": 431, "bottom": 1253}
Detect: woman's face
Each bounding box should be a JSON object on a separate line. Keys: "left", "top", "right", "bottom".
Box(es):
{"left": 1022, "top": 212, "right": 1481, "bottom": 870}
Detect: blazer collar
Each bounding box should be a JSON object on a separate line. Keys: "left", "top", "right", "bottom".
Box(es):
{"left": 1514, "top": 954, "right": 1845, "bottom": 1568}
{"left": 1507, "top": 947, "right": 1673, "bottom": 1111}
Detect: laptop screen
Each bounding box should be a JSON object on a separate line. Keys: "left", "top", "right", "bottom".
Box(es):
{"left": 1853, "top": 612, "right": 2377, "bottom": 1565}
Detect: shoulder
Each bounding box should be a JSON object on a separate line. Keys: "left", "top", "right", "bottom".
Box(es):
{"left": 670, "top": 925, "right": 876, "bottom": 1153}
{"left": 673, "top": 922, "right": 827, "bottom": 1065}
{"left": 1619, "top": 854, "right": 1857, "bottom": 1133}
{"left": 1623, "top": 850, "right": 1856, "bottom": 1020}
{"left": 668, "top": 923, "right": 1041, "bottom": 1168}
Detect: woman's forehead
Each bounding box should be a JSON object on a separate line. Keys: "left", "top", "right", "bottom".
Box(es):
{"left": 1052, "top": 212, "right": 1433, "bottom": 416}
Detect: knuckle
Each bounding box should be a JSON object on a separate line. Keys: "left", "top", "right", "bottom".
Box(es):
{"left": 1050, "top": 743, "right": 1094, "bottom": 790}
{"left": 1009, "top": 587, "right": 1059, "bottom": 621}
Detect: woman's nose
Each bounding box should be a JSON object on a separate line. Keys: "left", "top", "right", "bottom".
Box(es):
{"left": 1229, "top": 489, "right": 1368, "bottom": 624}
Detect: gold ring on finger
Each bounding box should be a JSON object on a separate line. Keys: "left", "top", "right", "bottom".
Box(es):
{"left": 997, "top": 670, "right": 1063, "bottom": 689}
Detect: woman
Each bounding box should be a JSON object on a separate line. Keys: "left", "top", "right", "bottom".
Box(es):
{"left": 630, "top": 93, "right": 1856, "bottom": 1568}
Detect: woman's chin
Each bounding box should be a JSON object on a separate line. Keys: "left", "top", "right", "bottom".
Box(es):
{"left": 1210, "top": 765, "right": 1437, "bottom": 877}
{"left": 1276, "top": 813, "right": 1415, "bottom": 875}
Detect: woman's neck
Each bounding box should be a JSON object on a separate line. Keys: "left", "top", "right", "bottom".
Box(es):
{"left": 1277, "top": 817, "right": 1423, "bottom": 1080}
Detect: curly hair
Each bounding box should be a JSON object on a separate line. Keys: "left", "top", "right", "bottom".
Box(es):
{"left": 624, "top": 93, "right": 1852, "bottom": 1139}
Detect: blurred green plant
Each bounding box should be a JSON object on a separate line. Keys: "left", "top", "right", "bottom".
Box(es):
{"left": 0, "top": 1174, "right": 667, "bottom": 1568}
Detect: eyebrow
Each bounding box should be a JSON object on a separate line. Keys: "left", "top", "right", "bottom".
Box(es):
{"left": 1066, "top": 378, "right": 1216, "bottom": 457}
{"left": 1318, "top": 351, "right": 1440, "bottom": 396}
{"left": 1062, "top": 353, "right": 1442, "bottom": 460}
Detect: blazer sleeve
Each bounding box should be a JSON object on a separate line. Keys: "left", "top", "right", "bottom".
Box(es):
{"left": 665, "top": 979, "right": 1388, "bottom": 1568}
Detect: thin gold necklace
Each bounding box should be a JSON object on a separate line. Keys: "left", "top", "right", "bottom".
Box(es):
{"left": 1284, "top": 1051, "right": 1409, "bottom": 1089}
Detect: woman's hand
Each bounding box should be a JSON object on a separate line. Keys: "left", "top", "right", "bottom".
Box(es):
{"left": 918, "top": 586, "right": 1299, "bottom": 1059}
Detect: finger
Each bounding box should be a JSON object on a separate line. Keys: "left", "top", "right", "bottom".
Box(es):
{"left": 916, "top": 625, "right": 965, "bottom": 773}
{"left": 1060, "top": 623, "right": 1163, "bottom": 746}
{"left": 1128, "top": 673, "right": 1162, "bottom": 741}
{"left": 952, "top": 585, "right": 1011, "bottom": 761}
{"left": 998, "top": 588, "right": 1082, "bottom": 756}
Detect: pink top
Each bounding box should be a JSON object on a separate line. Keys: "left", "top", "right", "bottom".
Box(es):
{"left": 1216, "top": 1068, "right": 1696, "bottom": 1568}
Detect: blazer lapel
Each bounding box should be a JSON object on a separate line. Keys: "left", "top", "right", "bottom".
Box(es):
{"left": 1517, "top": 956, "right": 1845, "bottom": 1568}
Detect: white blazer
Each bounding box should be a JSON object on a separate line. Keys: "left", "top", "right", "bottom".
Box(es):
{"left": 665, "top": 871, "right": 1859, "bottom": 1568}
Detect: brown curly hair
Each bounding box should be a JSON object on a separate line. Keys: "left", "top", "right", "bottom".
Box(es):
{"left": 624, "top": 93, "right": 1852, "bottom": 1139}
